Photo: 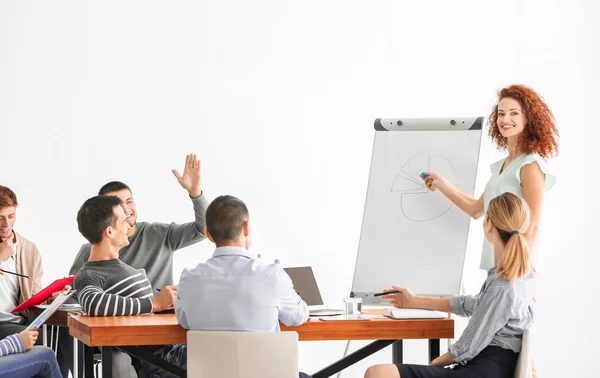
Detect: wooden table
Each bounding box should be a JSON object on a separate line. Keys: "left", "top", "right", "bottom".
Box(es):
{"left": 69, "top": 312, "right": 454, "bottom": 378}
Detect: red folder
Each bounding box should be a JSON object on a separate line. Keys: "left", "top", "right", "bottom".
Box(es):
{"left": 12, "top": 275, "right": 76, "bottom": 313}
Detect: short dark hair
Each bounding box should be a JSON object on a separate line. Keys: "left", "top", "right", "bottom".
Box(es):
{"left": 98, "top": 181, "right": 131, "bottom": 196}
{"left": 77, "top": 195, "right": 122, "bottom": 244}
{"left": 206, "top": 195, "right": 249, "bottom": 245}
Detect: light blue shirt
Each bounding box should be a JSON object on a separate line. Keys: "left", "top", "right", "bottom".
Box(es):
{"left": 175, "top": 246, "right": 309, "bottom": 332}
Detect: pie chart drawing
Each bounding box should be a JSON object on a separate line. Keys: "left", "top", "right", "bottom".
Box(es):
{"left": 391, "top": 151, "right": 458, "bottom": 222}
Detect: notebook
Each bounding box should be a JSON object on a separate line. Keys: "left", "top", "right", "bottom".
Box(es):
{"left": 387, "top": 309, "right": 445, "bottom": 319}
{"left": 12, "top": 275, "right": 75, "bottom": 313}
{"left": 26, "top": 290, "right": 76, "bottom": 330}
{"left": 320, "top": 314, "right": 386, "bottom": 321}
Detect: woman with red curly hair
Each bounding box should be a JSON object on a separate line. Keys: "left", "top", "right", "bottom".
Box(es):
{"left": 423, "top": 84, "right": 558, "bottom": 271}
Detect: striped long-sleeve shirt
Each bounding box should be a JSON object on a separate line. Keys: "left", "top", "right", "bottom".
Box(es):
{"left": 73, "top": 259, "right": 154, "bottom": 316}
{"left": 0, "top": 334, "right": 25, "bottom": 357}
{"left": 448, "top": 268, "right": 535, "bottom": 365}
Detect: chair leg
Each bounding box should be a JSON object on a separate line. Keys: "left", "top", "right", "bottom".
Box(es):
{"left": 54, "top": 326, "right": 60, "bottom": 357}
{"left": 49, "top": 325, "right": 54, "bottom": 353}
{"left": 73, "top": 338, "right": 78, "bottom": 378}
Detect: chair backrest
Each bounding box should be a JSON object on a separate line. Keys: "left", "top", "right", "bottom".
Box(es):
{"left": 187, "top": 330, "right": 299, "bottom": 378}
{"left": 513, "top": 328, "right": 533, "bottom": 378}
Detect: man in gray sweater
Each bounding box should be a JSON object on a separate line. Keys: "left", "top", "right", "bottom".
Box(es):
{"left": 61, "top": 154, "right": 208, "bottom": 378}
{"left": 69, "top": 153, "right": 208, "bottom": 289}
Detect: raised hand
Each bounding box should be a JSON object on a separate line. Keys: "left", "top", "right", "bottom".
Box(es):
{"left": 172, "top": 154, "right": 202, "bottom": 198}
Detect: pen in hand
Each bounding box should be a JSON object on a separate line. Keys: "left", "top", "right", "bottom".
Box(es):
{"left": 0, "top": 269, "right": 30, "bottom": 279}
{"left": 373, "top": 290, "right": 401, "bottom": 297}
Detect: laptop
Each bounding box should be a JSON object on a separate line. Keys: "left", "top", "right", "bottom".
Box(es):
{"left": 283, "top": 266, "right": 343, "bottom": 316}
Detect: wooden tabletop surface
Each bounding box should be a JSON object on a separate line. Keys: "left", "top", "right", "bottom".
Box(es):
{"left": 68, "top": 311, "right": 454, "bottom": 347}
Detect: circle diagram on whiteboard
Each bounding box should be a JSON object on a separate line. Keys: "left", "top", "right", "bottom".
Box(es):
{"left": 390, "top": 150, "right": 457, "bottom": 222}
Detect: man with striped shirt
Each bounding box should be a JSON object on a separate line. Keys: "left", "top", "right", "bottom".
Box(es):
{"left": 73, "top": 195, "right": 177, "bottom": 378}
{"left": 63, "top": 154, "right": 207, "bottom": 377}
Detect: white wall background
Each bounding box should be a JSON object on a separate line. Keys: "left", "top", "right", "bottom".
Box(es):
{"left": 1, "top": 1, "right": 598, "bottom": 377}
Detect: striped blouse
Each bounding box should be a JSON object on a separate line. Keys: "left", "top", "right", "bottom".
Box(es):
{"left": 0, "top": 333, "right": 25, "bottom": 357}
{"left": 449, "top": 268, "right": 535, "bottom": 364}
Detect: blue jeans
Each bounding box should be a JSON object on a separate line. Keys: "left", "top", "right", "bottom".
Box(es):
{"left": 140, "top": 344, "right": 313, "bottom": 378}
{"left": 0, "top": 346, "right": 62, "bottom": 378}
{"left": 0, "top": 318, "right": 72, "bottom": 377}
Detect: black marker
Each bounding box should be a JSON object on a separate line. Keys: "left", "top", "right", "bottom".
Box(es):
{"left": 373, "top": 290, "right": 401, "bottom": 297}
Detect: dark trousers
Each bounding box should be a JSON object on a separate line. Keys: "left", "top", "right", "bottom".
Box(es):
{"left": 139, "top": 344, "right": 314, "bottom": 378}
{"left": 56, "top": 326, "right": 84, "bottom": 378}
{"left": 0, "top": 319, "right": 43, "bottom": 344}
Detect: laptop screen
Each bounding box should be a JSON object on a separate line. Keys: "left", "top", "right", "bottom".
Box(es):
{"left": 283, "top": 266, "right": 324, "bottom": 306}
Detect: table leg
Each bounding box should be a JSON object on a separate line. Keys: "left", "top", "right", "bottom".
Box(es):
{"left": 83, "top": 345, "right": 94, "bottom": 378}
{"left": 392, "top": 340, "right": 403, "bottom": 364}
{"left": 312, "top": 340, "right": 395, "bottom": 378}
{"left": 101, "top": 346, "right": 113, "bottom": 378}
{"left": 428, "top": 339, "right": 440, "bottom": 362}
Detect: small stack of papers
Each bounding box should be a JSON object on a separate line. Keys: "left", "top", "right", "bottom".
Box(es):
{"left": 388, "top": 309, "right": 445, "bottom": 319}
{"left": 36, "top": 303, "right": 82, "bottom": 311}
{"left": 59, "top": 304, "right": 82, "bottom": 310}
{"left": 319, "top": 314, "right": 385, "bottom": 321}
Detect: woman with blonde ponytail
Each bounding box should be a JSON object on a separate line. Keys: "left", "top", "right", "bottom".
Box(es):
{"left": 487, "top": 192, "right": 532, "bottom": 282}
{"left": 364, "top": 192, "right": 535, "bottom": 378}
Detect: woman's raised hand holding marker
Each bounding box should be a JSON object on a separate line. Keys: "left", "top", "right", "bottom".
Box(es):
{"left": 421, "top": 172, "right": 447, "bottom": 192}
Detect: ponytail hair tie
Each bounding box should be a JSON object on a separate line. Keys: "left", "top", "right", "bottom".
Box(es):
{"left": 511, "top": 230, "right": 520, "bottom": 235}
